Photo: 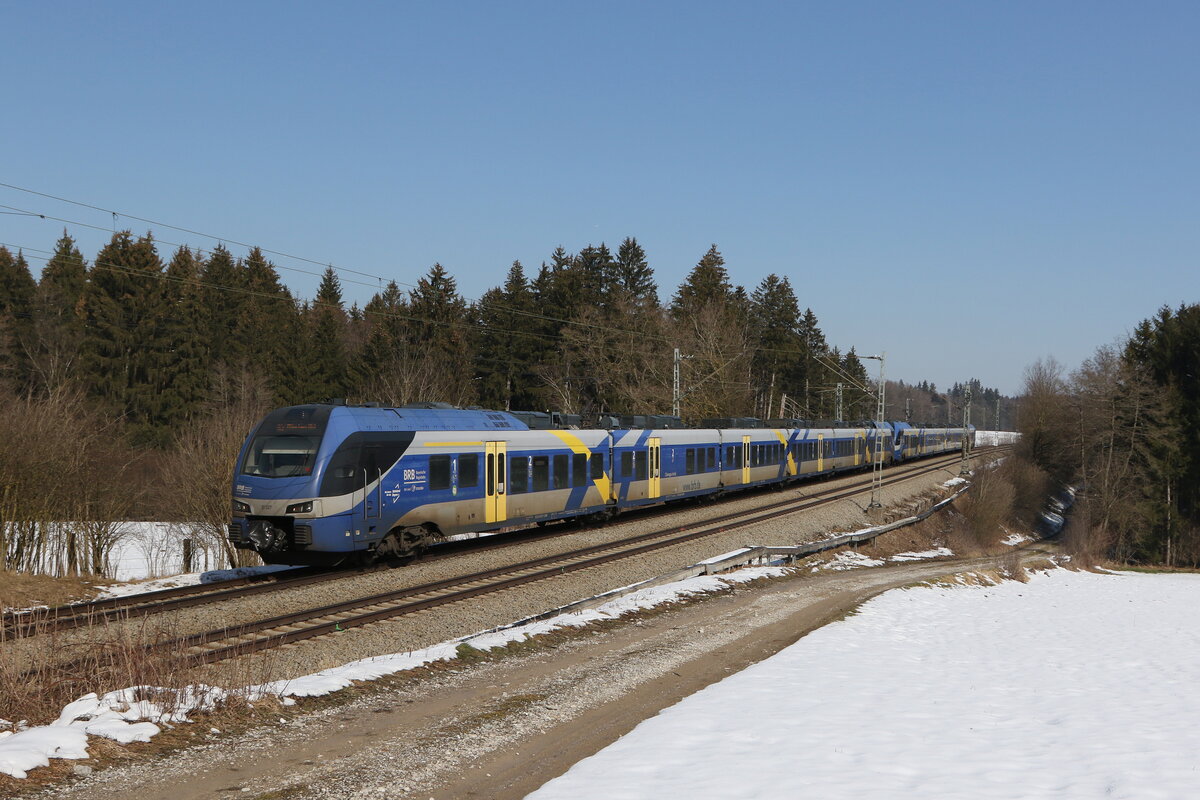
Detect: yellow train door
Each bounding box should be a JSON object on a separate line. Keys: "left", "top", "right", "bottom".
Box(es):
{"left": 740, "top": 435, "right": 750, "bottom": 484}
{"left": 817, "top": 433, "right": 825, "bottom": 471}
{"left": 648, "top": 437, "right": 661, "bottom": 499}
{"left": 485, "top": 441, "right": 507, "bottom": 524}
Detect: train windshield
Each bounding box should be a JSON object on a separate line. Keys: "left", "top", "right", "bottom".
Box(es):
{"left": 240, "top": 405, "right": 332, "bottom": 478}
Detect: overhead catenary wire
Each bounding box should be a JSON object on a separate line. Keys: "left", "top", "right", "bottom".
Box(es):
{"left": 0, "top": 183, "right": 879, "bottom": 382}
{"left": 0, "top": 184, "right": 867, "bottom": 362}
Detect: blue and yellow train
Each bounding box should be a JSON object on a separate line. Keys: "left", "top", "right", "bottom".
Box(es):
{"left": 228, "top": 403, "right": 970, "bottom": 565}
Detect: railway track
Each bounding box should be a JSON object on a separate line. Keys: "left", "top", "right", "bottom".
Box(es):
{"left": 8, "top": 447, "right": 1004, "bottom": 644}
{"left": 177, "top": 451, "right": 978, "bottom": 665}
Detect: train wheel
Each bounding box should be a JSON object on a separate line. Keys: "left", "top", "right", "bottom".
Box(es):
{"left": 375, "top": 526, "right": 430, "bottom": 563}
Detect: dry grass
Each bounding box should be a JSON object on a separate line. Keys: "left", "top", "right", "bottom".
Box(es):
{"left": 0, "top": 571, "right": 107, "bottom": 610}
{"left": 0, "top": 610, "right": 280, "bottom": 730}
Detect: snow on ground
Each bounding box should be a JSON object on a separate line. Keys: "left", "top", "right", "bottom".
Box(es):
{"left": 818, "top": 546, "right": 953, "bottom": 571}
{"left": 92, "top": 564, "right": 295, "bottom": 600}
{"left": 529, "top": 568, "right": 1200, "bottom": 800}
{"left": 0, "top": 566, "right": 787, "bottom": 778}
{"left": 1001, "top": 531, "right": 1031, "bottom": 547}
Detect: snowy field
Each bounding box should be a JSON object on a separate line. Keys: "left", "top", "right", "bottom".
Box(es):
{"left": 529, "top": 568, "right": 1200, "bottom": 800}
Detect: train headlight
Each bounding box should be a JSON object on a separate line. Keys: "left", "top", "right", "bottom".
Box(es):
{"left": 286, "top": 500, "right": 314, "bottom": 515}
{"left": 233, "top": 500, "right": 251, "bottom": 515}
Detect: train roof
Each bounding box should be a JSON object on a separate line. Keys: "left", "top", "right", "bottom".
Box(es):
{"left": 327, "top": 404, "right": 531, "bottom": 432}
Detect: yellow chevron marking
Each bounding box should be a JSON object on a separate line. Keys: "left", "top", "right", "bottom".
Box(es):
{"left": 772, "top": 429, "right": 797, "bottom": 476}
{"left": 548, "top": 430, "right": 612, "bottom": 502}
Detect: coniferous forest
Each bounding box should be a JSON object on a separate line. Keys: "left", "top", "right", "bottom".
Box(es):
{"left": 0, "top": 229, "right": 1007, "bottom": 575}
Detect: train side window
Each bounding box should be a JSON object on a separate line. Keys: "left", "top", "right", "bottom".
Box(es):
{"left": 725, "top": 446, "right": 734, "bottom": 466}
{"left": 591, "top": 453, "right": 605, "bottom": 479}
{"left": 459, "top": 454, "right": 479, "bottom": 488}
{"left": 532, "top": 455, "right": 549, "bottom": 491}
{"left": 573, "top": 452, "right": 588, "bottom": 485}
{"left": 635, "top": 451, "right": 648, "bottom": 480}
{"left": 685, "top": 448, "right": 695, "bottom": 474}
{"left": 621, "top": 451, "right": 633, "bottom": 478}
{"left": 430, "top": 455, "right": 451, "bottom": 490}
{"left": 553, "top": 454, "right": 569, "bottom": 489}
{"left": 707, "top": 448, "right": 715, "bottom": 471}
{"left": 509, "top": 456, "right": 527, "bottom": 494}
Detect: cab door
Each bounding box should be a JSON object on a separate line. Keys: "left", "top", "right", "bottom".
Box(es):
{"left": 855, "top": 432, "right": 865, "bottom": 467}
{"left": 648, "top": 437, "right": 661, "bottom": 499}
{"left": 817, "top": 433, "right": 825, "bottom": 472}
{"left": 485, "top": 441, "right": 507, "bottom": 524}
{"left": 741, "top": 435, "right": 751, "bottom": 484}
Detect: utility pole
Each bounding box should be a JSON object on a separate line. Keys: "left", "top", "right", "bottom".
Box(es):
{"left": 863, "top": 354, "right": 885, "bottom": 510}
{"left": 995, "top": 396, "right": 1001, "bottom": 431}
{"left": 673, "top": 348, "right": 682, "bottom": 418}
{"left": 960, "top": 384, "right": 972, "bottom": 476}
{"left": 905, "top": 396, "right": 911, "bottom": 423}
{"left": 835, "top": 382, "right": 844, "bottom": 422}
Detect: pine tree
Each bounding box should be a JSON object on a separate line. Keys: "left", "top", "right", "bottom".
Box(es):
{"left": 156, "top": 246, "right": 211, "bottom": 425}
{"left": 0, "top": 247, "right": 37, "bottom": 388}
{"left": 474, "top": 261, "right": 537, "bottom": 410}
{"left": 27, "top": 232, "right": 89, "bottom": 392}
{"left": 239, "top": 247, "right": 299, "bottom": 402}
{"left": 750, "top": 274, "right": 802, "bottom": 417}
{"left": 574, "top": 243, "right": 616, "bottom": 309}
{"left": 308, "top": 266, "right": 348, "bottom": 401}
{"left": 408, "top": 263, "right": 474, "bottom": 403}
{"left": 670, "top": 245, "right": 734, "bottom": 319}
{"left": 614, "top": 236, "right": 657, "bottom": 307}
{"left": 201, "top": 244, "right": 247, "bottom": 368}
{"left": 794, "top": 307, "right": 829, "bottom": 418}
{"left": 84, "top": 231, "right": 170, "bottom": 438}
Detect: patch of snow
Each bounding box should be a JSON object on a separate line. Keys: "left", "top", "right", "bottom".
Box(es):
{"left": 889, "top": 547, "right": 953, "bottom": 561}
{"left": 528, "top": 568, "right": 1200, "bottom": 800}
{"left": 819, "top": 551, "right": 885, "bottom": 571}
{"left": 942, "top": 476, "right": 967, "bottom": 488}
{"left": 1001, "top": 532, "right": 1030, "bottom": 547}
{"left": 92, "top": 565, "right": 294, "bottom": 601}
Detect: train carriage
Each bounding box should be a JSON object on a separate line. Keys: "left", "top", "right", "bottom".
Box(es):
{"left": 230, "top": 403, "right": 975, "bottom": 566}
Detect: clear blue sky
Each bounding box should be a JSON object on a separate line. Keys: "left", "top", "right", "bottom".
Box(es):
{"left": 3, "top": 1, "right": 1197, "bottom": 396}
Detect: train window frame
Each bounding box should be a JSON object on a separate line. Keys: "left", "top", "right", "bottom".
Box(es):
{"left": 591, "top": 452, "right": 604, "bottom": 479}
{"left": 459, "top": 453, "right": 479, "bottom": 488}
{"left": 573, "top": 452, "right": 588, "bottom": 486}
{"left": 685, "top": 448, "right": 696, "bottom": 475}
{"left": 509, "top": 456, "right": 529, "bottom": 494}
{"left": 621, "top": 451, "right": 633, "bottom": 478}
{"left": 532, "top": 455, "right": 549, "bottom": 491}
{"left": 430, "top": 455, "right": 451, "bottom": 491}
{"left": 707, "top": 448, "right": 716, "bottom": 471}
{"left": 553, "top": 453, "right": 569, "bottom": 489}
{"left": 635, "top": 451, "right": 648, "bottom": 480}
